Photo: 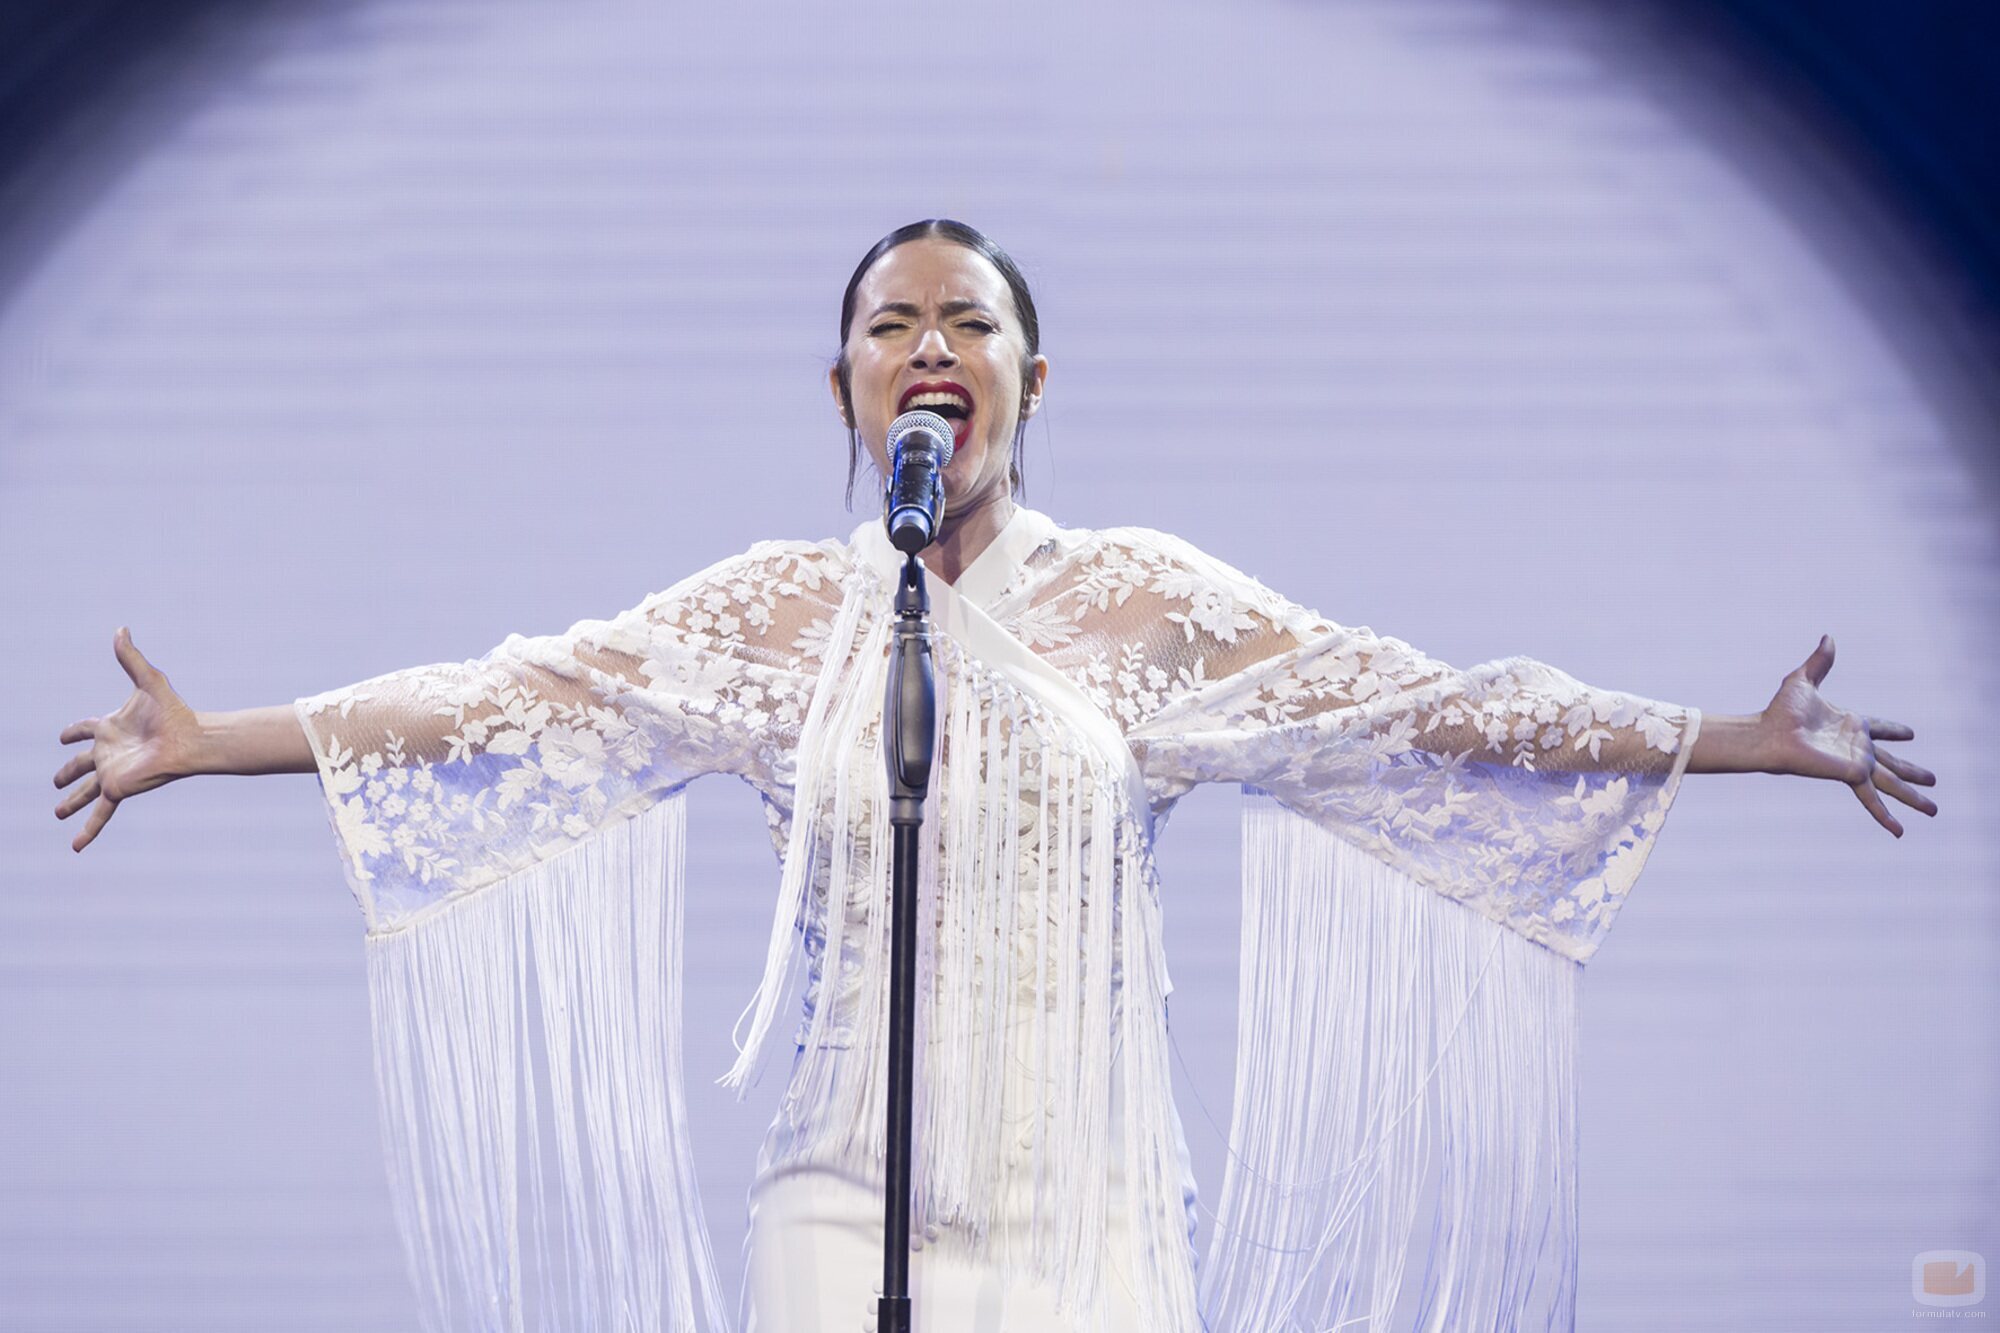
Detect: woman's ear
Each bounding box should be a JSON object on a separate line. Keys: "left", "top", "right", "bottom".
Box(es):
{"left": 1020, "top": 354, "right": 1049, "bottom": 421}
{"left": 828, "top": 363, "right": 853, "bottom": 428}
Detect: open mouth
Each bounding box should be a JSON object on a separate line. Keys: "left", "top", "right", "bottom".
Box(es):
{"left": 898, "top": 381, "right": 974, "bottom": 447}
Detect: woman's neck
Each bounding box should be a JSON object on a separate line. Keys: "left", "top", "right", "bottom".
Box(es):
{"left": 920, "top": 490, "right": 1014, "bottom": 586}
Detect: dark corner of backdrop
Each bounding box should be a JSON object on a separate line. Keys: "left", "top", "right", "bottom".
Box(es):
{"left": 1, "top": 1, "right": 1994, "bottom": 372}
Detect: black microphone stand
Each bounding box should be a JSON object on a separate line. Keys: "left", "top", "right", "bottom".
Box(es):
{"left": 878, "top": 549, "right": 934, "bottom": 1333}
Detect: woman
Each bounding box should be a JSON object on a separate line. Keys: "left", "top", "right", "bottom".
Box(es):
{"left": 53, "top": 219, "right": 1937, "bottom": 1333}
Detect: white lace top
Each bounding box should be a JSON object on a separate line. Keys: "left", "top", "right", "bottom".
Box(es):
{"left": 296, "top": 505, "right": 1700, "bottom": 1331}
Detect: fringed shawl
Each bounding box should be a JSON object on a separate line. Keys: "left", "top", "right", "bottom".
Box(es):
{"left": 716, "top": 529, "right": 1196, "bottom": 1327}
{"left": 296, "top": 506, "right": 1700, "bottom": 1331}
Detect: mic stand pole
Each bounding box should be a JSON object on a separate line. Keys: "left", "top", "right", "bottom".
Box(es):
{"left": 879, "top": 550, "right": 934, "bottom": 1333}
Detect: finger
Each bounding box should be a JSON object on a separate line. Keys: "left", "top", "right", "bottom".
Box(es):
{"left": 1866, "top": 717, "right": 1915, "bottom": 742}
{"left": 73, "top": 794, "right": 118, "bottom": 852}
{"left": 58, "top": 718, "right": 98, "bottom": 746}
{"left": 53, "top": 750, "right": 97, "bottom": 790}
{"left": 113, "top": 626, "right": 162, "bottom": 691}
{"left": 1874, "top": 748, "right": 1936, "bottom": 787}
{"left": 1799, "top": 633, "right": 1834, "bottom": 687}
{"left": 1872, "top": 764, "right": 1937, "bottom": 817}
{"left": 55, "top": 774, "right": 100, "bottom": 820}
{"left": 1851, "top": 780, "right": 1902, "bottom": 838}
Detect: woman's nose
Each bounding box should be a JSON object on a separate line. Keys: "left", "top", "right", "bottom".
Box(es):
{"left": 908, "top": 324, "right": 957, "bottom": 369}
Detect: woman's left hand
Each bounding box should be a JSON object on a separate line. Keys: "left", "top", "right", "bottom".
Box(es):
{"left": 1758, "top": 634, "right": 1938, "bottom": 837}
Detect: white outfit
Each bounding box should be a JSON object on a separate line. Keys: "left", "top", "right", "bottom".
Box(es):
{"left": 296, "top": 506, "right": 1700, "bottom": 1332}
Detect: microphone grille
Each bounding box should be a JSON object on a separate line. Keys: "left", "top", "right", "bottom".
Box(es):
{"left": 887, "top": 410, "right": 956, "bottom": 465}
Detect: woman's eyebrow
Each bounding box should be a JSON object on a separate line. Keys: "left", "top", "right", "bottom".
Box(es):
{"left": 867, "top": 299, "right": 998, "bottom": 320}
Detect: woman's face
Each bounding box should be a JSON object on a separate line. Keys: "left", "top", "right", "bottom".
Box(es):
{"left": 832, "top": 236, "right": 1048, "bottom": 513}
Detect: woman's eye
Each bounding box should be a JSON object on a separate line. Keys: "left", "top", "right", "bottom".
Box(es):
{"left": 867, "top": 318, "right": 993, "bottom": 336}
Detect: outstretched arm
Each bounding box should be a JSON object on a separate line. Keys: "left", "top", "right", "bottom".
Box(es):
{"left": 53, "top": 542, "right": 840, "bottom": 862}
{"left": 1108, "top": 563, "right": 1707, "bottom": 960}
{"left": 53, "top": 627, "right": 311, "bottom": 852}
{"left": 1683, "top": 634, "right": 1937, "bottom": 837}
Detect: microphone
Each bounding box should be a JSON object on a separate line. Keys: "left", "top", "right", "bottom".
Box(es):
{"left": 882, "top": 410, "right": 956, "bottom": 555}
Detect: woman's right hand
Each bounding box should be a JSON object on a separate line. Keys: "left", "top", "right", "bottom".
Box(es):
{"left": 53, "top": 627, "right": 202, "bottom": 852}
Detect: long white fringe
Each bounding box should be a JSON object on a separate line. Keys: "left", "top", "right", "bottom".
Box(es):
{"left": 362, "top": 702, "right": 1586, "bottom": 1331}
{"left": 722, "top": 608, "right": 1206, "bottom": 1329}
{"left": 1198, "top": 792, "right": 1583, "bottom": 1332}
{"left": 364, "top": 791, "right": 727, "bottom": 1333}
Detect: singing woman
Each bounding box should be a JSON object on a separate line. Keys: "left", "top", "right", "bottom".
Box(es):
{"left": 53, "top": 219, "right": 1937, "bottom": 1333}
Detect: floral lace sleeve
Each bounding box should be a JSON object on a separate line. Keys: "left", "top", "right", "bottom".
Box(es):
{"left": 1018, "top": 529, "right": 1701, "bottom": 961}
{"left": 294, "top": 540, "right": 846, "bottom": 930}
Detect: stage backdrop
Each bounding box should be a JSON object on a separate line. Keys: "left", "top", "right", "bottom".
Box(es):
{"left": 1, "top": 1, "right": 1993, "bottom": 1328}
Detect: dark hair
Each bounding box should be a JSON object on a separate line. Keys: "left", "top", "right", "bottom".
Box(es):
{"left": 834, "top": 218, "right": 1042, "bottom": 507}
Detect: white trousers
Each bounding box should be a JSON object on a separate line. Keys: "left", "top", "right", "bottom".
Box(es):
{"left": 741, "top": 1159, "right": 1153, "bottom": 1333}
{"left": 740, "top": 1031, "right": 1175, "bottom": 1332}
